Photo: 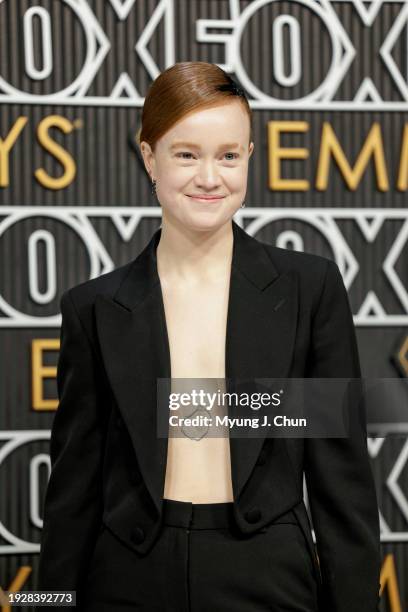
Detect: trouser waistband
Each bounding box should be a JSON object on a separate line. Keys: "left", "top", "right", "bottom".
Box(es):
{"left": 162, "top": 498, "right": 235, "bottom": 529}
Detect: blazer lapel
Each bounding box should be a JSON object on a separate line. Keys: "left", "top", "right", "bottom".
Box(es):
{"left": 95, "top": 230, "right": 169, "bottom": 519}
{"left": 95, "top": 219, "right": 298, "bottom": 517}
{"left": 226, "top": 221, "right": 299, "bottom": 500}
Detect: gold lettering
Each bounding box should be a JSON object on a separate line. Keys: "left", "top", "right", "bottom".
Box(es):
{"left": 380, "top": 553, "right": 402, "bottom": 612}
{"left": 268, "top": 121, "right": 309, "bottom": 190}
{"left": 316, "top": 122, "right": 389, "bottom": 191}
{"left": 0, "top": 117, "right": 28, "bottom": 187}
{"left": 35, "top": 116, "right": 76, "bottom": 189}
{"left": 32, "top": 338, "right": 60, "bottom": 411}
{"left": 397, "top": 123, "right": 408, "bottom": 191}
{"left": 0, "top": 566, "right": 32, "bottom": 611}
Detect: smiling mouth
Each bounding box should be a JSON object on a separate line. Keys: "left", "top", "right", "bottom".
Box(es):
{"left": 187, "top": 195, "right": 226, "bottom": 201}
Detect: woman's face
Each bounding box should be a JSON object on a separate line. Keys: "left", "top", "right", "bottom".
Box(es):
{"left": 141, "top": 100, "right": 254, "bottom": 232}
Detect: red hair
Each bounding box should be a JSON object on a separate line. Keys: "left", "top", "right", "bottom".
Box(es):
{"left": 137, "top": 62, "right": 253, "bottom": 152}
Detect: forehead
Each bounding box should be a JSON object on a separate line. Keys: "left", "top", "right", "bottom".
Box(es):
{"left": 161, "top": 102, "right": 250, "bottom": 148}
{"left": 169, "top": 140, "right": 244, "bottom": 153}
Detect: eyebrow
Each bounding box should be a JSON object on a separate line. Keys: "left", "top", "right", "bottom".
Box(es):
{"left": 170, "top": 141, "right": 244, "bottom": 152}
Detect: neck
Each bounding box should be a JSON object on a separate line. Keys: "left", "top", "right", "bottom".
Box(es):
{"left": 156, "top": 214, "right": 234, "bottom": 283}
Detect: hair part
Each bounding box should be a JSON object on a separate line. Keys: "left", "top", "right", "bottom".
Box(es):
{"left": 136, "top": 62, "right": 253, "bottom": 153}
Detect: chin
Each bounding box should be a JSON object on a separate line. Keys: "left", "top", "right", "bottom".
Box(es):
{"left": 182, "top": 212, "right": 234, "bottom": 233}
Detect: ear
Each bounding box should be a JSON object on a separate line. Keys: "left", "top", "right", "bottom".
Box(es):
{"left": 140, "top": 141, "right": 155, "bottom": 179}
{"left": 248, "top": 141, "right": 255, "bottom": 158}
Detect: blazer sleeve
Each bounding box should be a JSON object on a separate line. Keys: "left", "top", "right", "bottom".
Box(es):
{"left": 37, "top": 289, "right": 110, "bottom": 607}
{"left": 304, "top": 260, "right": 381, "bottom": 612}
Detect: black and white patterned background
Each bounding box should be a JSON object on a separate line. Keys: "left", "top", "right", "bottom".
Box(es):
{"left": 0, "top": 1, "right": 407, "bottom": 609}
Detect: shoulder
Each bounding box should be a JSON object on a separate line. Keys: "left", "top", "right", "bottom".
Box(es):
{"left": 261, "top": 240, "right": 331, "bottom": 273}
{"left": 65, "top": 259, "right": 135, "bottom": 305}
{"left": 257, "top": 238, "right": 343, "bottom": 315}
{"left": 259, "top": 238, "right": 337, "bottom": 285}
{"left": 59, "top": 259, "right": 136, "bottom": 334}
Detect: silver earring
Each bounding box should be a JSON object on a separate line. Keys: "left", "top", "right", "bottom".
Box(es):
{"left": 151, "top": 179, "right": 157, "bottom": 196}
{"left": 240, "top": 201, "right": 246, "bottom": 208}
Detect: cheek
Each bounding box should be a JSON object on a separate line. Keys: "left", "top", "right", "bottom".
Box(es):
{"left": 228, "top": 178, "right": 247, "bottom": 196}
{"left": 156, "top": 175, "right": 185, "bottom": 197}
{"left": 226, "top": 166, "right": 248, "bottom": 188}
{"left": 165, "top": 171, "right": 193, "bottom": 193}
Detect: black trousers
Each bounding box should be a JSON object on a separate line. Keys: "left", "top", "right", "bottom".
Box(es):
{"left": 82, "top": 498, "right": 320, "bottom": 611}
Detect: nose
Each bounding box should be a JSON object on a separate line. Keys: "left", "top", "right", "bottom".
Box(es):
{"left": 195, "top": 159, "right": 222, "bottom": 187}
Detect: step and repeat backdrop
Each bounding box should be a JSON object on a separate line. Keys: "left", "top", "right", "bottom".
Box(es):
{"left": 0, "top": 0, "right": 407, "bottom": 610}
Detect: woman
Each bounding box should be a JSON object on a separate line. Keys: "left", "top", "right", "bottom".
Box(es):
{"left": 37, "top": 62, "right": 381, "bottom": 611}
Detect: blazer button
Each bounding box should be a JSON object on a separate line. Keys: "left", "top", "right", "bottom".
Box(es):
{"left": 131, "top": 527, "right": 145, "bottom": 544}
{"left": 244, "top": 508, "right": 262, "bottom": 523}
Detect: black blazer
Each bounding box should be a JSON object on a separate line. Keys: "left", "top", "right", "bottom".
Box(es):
{"left": 37, "top": 219, "right": 381, "bottom": 611}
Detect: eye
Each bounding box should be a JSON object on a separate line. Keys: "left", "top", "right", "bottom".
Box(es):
{"left": 176, "top": 152, "right": 195, "bottom": 159}
{"left": 224, "top": 152, "right": 239, "bottom": 161}
{"left": 175, "top": 151, "right": 239, "bottom": 161}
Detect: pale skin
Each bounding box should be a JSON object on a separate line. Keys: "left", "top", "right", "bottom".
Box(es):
{"left": 140, "top": 100, "right": 254, "bottom": 503}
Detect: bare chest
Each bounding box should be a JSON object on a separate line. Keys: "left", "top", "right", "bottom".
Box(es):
{"left": 161, "top": 277, "right": 234, "bottom": 503}
{"left": 161, "top": 279, "right": 230, "bottom": 378}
